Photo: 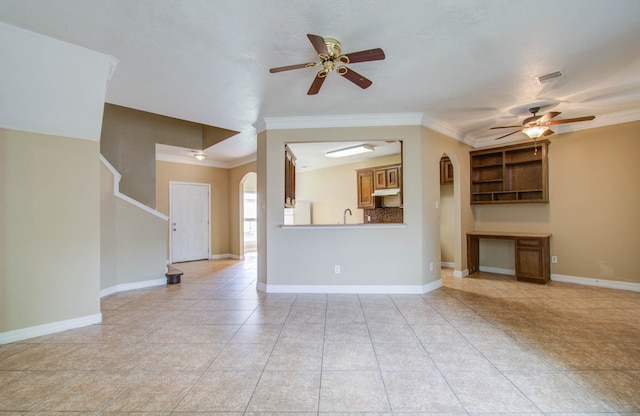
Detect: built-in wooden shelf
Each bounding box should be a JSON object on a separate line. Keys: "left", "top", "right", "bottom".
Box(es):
{"left": 470, "top": 140, "right": 549, "bottom": 204}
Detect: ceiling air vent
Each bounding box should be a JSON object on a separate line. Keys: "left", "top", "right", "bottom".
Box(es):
{"left": 535, "top": 70, "right": 562, "bottom": 85}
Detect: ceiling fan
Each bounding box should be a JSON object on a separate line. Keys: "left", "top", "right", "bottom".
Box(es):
{"left": 269, "top": 34, "right": 385, "bottom": 95}
{"left": 491, "top": 107, "right": 596, "bottom": 140}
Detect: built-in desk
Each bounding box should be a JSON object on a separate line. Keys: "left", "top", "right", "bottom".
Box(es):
{"left": 467, "top": 231, "right": 552, "bottom": 284}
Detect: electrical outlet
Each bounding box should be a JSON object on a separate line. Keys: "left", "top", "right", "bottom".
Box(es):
{"left": 551, "top": 256, "right": 558, "bottom": 264}
{"left": 334, "top": 265, "right": 341, "bottom": 274}
{"left": 429, "top": 262, "right": 434, "bottom": 271}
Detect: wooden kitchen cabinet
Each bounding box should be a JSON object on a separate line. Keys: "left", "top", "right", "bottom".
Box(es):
{"left": 374, "top": 165, "right": 401, "bottom": 189}
{"left": 356, "top": 169, "right": 375, "bottom": 209}
{"left": 440, "top": 155, "right": 453, "bottom": 184}
{"left": 356, "top": 163, "right": 402, "bottom": 209}
{"left": 284, "top": 145, "right": 296, "bottom": 207}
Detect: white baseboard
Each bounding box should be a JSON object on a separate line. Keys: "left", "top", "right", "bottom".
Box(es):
{"left": 259, "top": 282, "right": 441, "bottom": 295}
{"left": 441, "top": 262, "right": 455, "bottom": 269}
{"left": 100, "top": 278, "right": 166, "bottom": 298}
{"left": 423, "top": 279, "right": 443, "bottom": 293}
{"left": 0, "top": 313, "right": 102, "bottom": 344}
{"left": 453, "top": 269, "right": 469, "bottom": 278}
{"left": 210, "top": 253, "right": 242, "bottom": 260}
{"left": 551, "top": 274, "right": 640, "bottom": 292}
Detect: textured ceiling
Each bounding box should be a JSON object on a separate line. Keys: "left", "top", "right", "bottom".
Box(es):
{"left": 2, "top": 0, "right": 639, "bottom": 166}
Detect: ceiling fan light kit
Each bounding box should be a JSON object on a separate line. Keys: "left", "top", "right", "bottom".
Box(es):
{"left": 269, "top": 34, "right": 385, "bottom": 95}
{"left": 491, "top": 106, "right": 595, "bottom": 146}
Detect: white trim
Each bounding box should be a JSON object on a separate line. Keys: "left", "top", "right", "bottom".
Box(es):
{"left": 262, "top": 112, "right": 424, "bottom": 131}
{"left": 453, "top": 269, "right": 469, "bottom": 278}
{"left": 99, "top": 155, "right": 169, "bottom": 221}
{"left": 0, "top": 313, "right": 102, "bottom": 344}
{"left": 260, "top": 284, "right": 434, "bottom": 294}
{"left": 210, "top": 253, "right": 242, "bottom": 260}
{"left": 281, "top": 223, "right": 406, "bottom": 230}
{"left": 169, "top": 181, "right": 211, "bottom": 264}
{"left": 441, "top": 262, "right": 455, "bottom": 269}
{"left": 479, "top": 266, "right": 516, "bottom": 276}
{"left": 420, "top": 112, "right": 467, "bottom": 144}
{"left": 156, "top": 152, "right": 230, "bottom": 169}
{"left": 100, "top": 278, "right": 166, "bottom": 298}
{"left": 551, "top": 274, "right": 640, "bottom": 292}
{"left": 423, "top": 279, "right": 443, "bottom": 293}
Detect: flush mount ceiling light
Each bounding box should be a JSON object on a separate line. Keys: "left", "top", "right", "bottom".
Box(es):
{"left": 194, "top": 153, "right": 206, "bottom": 161}
{"left": 325, "top": 144, "right": 374, "bottom": 158}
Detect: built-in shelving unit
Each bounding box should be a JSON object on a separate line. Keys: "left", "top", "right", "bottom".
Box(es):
{"left": 470, "top": 140, "right": 549, "bottom": 204}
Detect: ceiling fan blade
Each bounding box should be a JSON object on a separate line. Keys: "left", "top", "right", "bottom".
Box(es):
{"left": 337, "top": 66, "right": 373, "bottom": 89}
{"left": 307, "top": 71, "right": 326, "bottom": 95}
{"left": 269, "top": 62, "right": 317, "bottom": 73}
{"left": 542, "top": 128, "right": 554, "bottom": 136}
{"left": 307, "top": 34, "right": 329, "bottom": 56}
{"left": 494, "top": 129, "right": 522, "bottom": 140}
{"left": 342, "top": 48, "right": 385, "bottom": 64}
{"left": 490, "top": 125, "right": 524, "bottom": 129}
{"left": 539, "top": 111, "right": 561, "bottom": 123}
{"left": 547, "top": 115, "right": 595, "bottom": 125}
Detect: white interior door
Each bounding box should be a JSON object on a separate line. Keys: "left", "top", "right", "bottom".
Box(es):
{"left": 170, "top": 182, "right": 210, "bottom": 263}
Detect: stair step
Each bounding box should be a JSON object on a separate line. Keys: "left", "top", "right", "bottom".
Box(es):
{"left": 166, "top": 266, "right": 183, "bottom": 284}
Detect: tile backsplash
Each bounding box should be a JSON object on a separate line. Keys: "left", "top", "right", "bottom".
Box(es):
{"left": 364, "top": 207, "right": 403, "bottom": 223}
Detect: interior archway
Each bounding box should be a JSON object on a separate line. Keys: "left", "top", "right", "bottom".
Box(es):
{"left": 439, "top": 152, "right": 463, "bottom": 276}
{"left": 239, "top": 172, "right": 257, "bottom": 260}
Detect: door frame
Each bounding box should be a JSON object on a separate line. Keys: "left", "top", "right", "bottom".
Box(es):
{"left": 169, "top": 181, "right": 211, "bottom": 264}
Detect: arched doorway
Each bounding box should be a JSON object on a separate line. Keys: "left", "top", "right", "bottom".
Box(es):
{"left": 439, "top": 152, "right": 463, "bottom": 276}
{"left": 240, "top": 172, "right": 257, "bottom": 260}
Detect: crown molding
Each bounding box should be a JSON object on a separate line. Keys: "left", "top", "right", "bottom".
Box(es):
{"left": 420, "top": 113, "right": 470, "bottom": 145}
{"left": 155, "top": 152, "right": 230, "bottom": 168}
{"left": 262, "top": 112, "right": 424, "bottom": 130}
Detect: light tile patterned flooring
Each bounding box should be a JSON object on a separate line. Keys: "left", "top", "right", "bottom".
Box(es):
{"left": 1, "top": 254, "right": 640, "bottom": 415}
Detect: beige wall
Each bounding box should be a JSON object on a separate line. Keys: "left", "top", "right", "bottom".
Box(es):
{"left": 440, "top": 182, "right": 455, "bottom": 263}
{"left": 156, "top": 161, "right": 231, "bottom": 257}
{"left": 297, "top": 155, "right": 401, "bottom": 225}
{"left": 474, "top": 121, "right": 640, "bottom": 283}
{"left": 259, "top": 125, "right": 431, "bottom": 290}
{"left": 421, "top": 127, "right": 475, "bottom": 275}
{"left": 100, "top": 162, "right": 167, "bottom": 290}
{"left": 0, "top": 128, "right": 101, "bottom": 333}
{"left": 229, "top": 162, "right": 258, "bottom": 258}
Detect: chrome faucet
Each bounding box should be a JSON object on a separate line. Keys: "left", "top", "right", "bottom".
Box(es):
{"left": 343, "top": 208, "right": 352, "bottom": 224}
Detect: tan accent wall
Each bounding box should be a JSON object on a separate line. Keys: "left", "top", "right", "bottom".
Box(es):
{"left": 474, "top": 121, "right": 640, "bottom": 283}
{"left": 156, "top": 161, "right": 230, "bottom": 257}
{"left": 100, "top": 104, "right": 204, "bottom": 207}
{"left": 0, "top": 128, "right": 100, "bottom": 332}
{"left": 297, "top": 154, "right": 401, "bottom": 225}
{"left": 229, "top": 162, "right": 258, "bottom": 258}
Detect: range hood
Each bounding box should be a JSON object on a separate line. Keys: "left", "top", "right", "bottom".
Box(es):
{"left": 371, "top": 188, "right": 400, "bottom": 196}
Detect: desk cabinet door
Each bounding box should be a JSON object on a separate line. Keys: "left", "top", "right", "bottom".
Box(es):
{"left": 516, "top": 238, "right": 549, "bottom": 283}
